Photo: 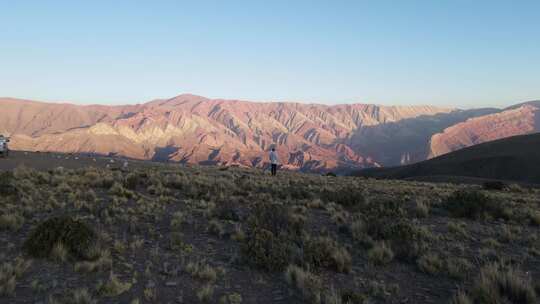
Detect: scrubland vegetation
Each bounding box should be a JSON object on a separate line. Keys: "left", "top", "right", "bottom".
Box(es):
{"left": 0, "top": 163, "right": 539, "bottom": 303}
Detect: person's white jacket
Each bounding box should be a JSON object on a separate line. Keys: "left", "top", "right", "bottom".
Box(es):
{"left": 269, "top": 150, "right": 279, "bottom": 165}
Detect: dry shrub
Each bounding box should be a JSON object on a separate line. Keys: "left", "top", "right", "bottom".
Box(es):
{"left": 124, "top": 173, "right": 140, "bottom": 190}
{"left": 0, "top": 257, "right": 32, "bottom": 297}
{"left": 321, "top": 186, "right": 367, "bottom": 207}
{"left": 443, "top": 190, "right": 510, "bottom": 220}
{"left": 303, "top": 236, "right": 352, "bottom": 273}
{"left": 471, "top": 263, "right": 537, "bottom": 304}
{"left": 416, "top": 253, "right": 444, "bottom": 275}
{"left": 284, "top": 265, "right": 322, "bottom": 303}
{"left": 242, "top": 228, "right": 291, "bottom": 271}
{"left": 366, "top": 218, "right": 429, "bottom": 262}
{"left": 482, "top": 181, "right": 506, "bottom": 191}
{"left": 367, "top": 242, "right": 394, "bottom": 265}
{"left": 242, "top": 203, "right": 304, "bottom": 271}
{"left": 0, "top": 171, "right": 18, "bottom": 195}
{"left": 0, "top": 213, "right": 25, "bottom": 231}
{"left": 213, "top": 199, "right": 240, "bottom": 221}
{"left": 23, "top": 216, "right": 98, "bottom": 261}
{"left": 97, "top": 272, "right": 132, "bottom": 297}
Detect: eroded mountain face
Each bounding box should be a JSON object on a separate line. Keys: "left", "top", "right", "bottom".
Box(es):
{"left": 428, "top": 102, "right": 540, "bottom": 158}
{"left": 1, "top": 95, "right": 537, "bottom": 172}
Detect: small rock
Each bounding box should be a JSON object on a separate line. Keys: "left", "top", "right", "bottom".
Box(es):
{"left": 165, "top": 281, "right": 177, "bottom": 287}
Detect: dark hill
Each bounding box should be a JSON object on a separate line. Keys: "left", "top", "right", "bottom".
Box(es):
{"left": 352, "top": 132, "right": 540, "bottom": 184}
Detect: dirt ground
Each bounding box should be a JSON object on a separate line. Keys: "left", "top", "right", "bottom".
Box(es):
{"left": 0, "top": 152, "right": 539, "bottom": 304}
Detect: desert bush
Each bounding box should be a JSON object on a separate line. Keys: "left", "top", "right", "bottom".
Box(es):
{"left": 483, "top": 181, "right": 506, "bottom": 191}
{"left": 302, "top": 236, "right": 352, "bottom": 273}
{"left": 279, "top": 182, "right": 315, "bottom": 200}
{"left": 97, "top": 272, "right": 132, "bottom": 297}
{"left": 363, "top": 198, "right": 405, "bottom": 219}
{"left": 51, "top": 242, "right": 69, "bottom": 262}
{"left": 163, "top": 174, "right": 185, "bottom": 189}
{"left": 284, "top": 265, "right": 322, "bottom": 304}
{"left": 241, "top": 228, "right": 291, "bottom": 271}
{"left": 170, "top": 211, "right": 185, "bottom": 229}
{"left": 186, "top": 260, "right": 221, "bottom": 282}
{"left": 109, "top": 182, "right": 134, "bottom": 198}
{"left": 321, "top": 186, "right": 367, "bottom": 207}
{"left": 443, "top": 190, "right": 510, "bottom": 220}
{"left": 0, "top": 257, "right": 31, "bottom": 297}
{"left": 0, "top": 213, "right": 24, "bottom": 231}
{"left": 124, "top": 173, "right": 140, "bottom": 190}
{"left": 213, "top": 199, "right": 240, "bottom": 221}
{"left": 246, "top": 203, "right": 300, "bottom": 235}
{"left": 208, "top": 219, "right": 224, "bottom": 237}
{"left": 48, "top": 288, "right": 97, "bottom": 304}
{"left": 0, "top": 171, "right": 17, "bottom": 195}
{"left": 446, "top": 257, "right": 473, "bottom": 280}
{"left": 74, "top": 249, "right": 112, "bottom": 273}
{"left": 471, "top": 263, "right": 537, "bottom": 303}
{"left": 507, "top": 183, "right": 524, "bottom": 193}
{"left": 231, "top": 224, "right": 246, "bottom": 242}
{"left": 70, "top": 288, "right": 97, "bottom": 304}
{"left": 74, "top": 288, "right": 98, "bottom": 304}
{"left": 416, "top": 253, "right": 444, "bottom": 275}
{"left": 350, "top": 218, "right": 367, "bottom": 240}
{"left": 23, "top": 216, "right": 98, "bottom": 261}
{"left": 197, "top": 284, "right": 215, "bottom": 302}
{"left": 450, "top": 290, "right": 473, "bottom": 304}
{"left": 528, "top": 210, "right": 540, "bottom": 226}
{"left": 220, "top": 292, "right": 243, "bottom": 304}
{"left": 99, "top": 175, "right": 115, "bottom": 189}
{"left": 340, "top": 289, "right": 369, "bottom": 304}
{"left": 414, "top": 199, "right": 429, "bottom": 218}
{"left": 448, "top": 221, "right": 468, "bottom": 238}
{"left": 367, "top": 242, "right": 394, "bottom": 265}
{"left": 482, "top": 238, "right": 501, "bottom": 248}
{"left": 365, "top": 218, "right": 428, "bottom": 261}
{"left": 144, "top": 287, "right": 157, "bottom": 302}
{"left": 241, "top": 203, "right": 303, "bottom": 270}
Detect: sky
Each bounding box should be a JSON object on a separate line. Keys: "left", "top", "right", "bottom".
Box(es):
{"left": 0, "top": 0, "right": 539, "bottom": 108}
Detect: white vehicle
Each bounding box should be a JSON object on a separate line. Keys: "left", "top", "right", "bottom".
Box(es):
{"left": 0, "top": 135, "right": 10, "bottom": 157}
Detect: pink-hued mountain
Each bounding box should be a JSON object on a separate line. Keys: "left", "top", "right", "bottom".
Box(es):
{"left": 0, "top": 94, "right": 537, "bottom": 171}
{"left": 428, "top": 101, "right": 540, "bottom": 158}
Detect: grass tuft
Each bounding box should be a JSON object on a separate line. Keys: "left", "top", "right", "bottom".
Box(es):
{"left": 23, "top": 216, "right": 98, "bottom": 261}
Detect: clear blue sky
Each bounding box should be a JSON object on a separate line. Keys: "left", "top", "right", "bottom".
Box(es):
{"left": 1, "top": 0, "right": 539, "bottom": 108}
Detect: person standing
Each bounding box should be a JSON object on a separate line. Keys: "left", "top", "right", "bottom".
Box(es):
{"left": 269, "top": 147, "right": 279, "bottom": 176}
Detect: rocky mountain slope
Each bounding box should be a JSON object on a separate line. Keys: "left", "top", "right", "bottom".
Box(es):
{"left": 428, "top": 101, "right": 540, "bottom": 158}
{"left": 354, "top": 132, "right": 540, "bottom": 184}
{"left": 1, "top": 95, "right": 538, "bottom": 171}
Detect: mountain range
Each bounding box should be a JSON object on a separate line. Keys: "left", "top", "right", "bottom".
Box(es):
{"left": 0, "top": 94, "right": 538, "bottom": 172}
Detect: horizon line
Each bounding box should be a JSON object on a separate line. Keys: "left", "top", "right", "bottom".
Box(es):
{"left": 2, "top": 93, "right": 531, "bottom": 110}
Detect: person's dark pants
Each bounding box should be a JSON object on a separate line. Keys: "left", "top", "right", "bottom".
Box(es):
{"left": 271, "top": 164, "right": 277, "bottom": 176}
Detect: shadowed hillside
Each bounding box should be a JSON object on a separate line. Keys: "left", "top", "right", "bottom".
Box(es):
{"left": 353, "top": 132, "right": 540, "bottom": 184}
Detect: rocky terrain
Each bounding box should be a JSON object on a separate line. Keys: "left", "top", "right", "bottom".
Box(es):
{"left": 1, "top": 95, "right": 539, "bottom": 172}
